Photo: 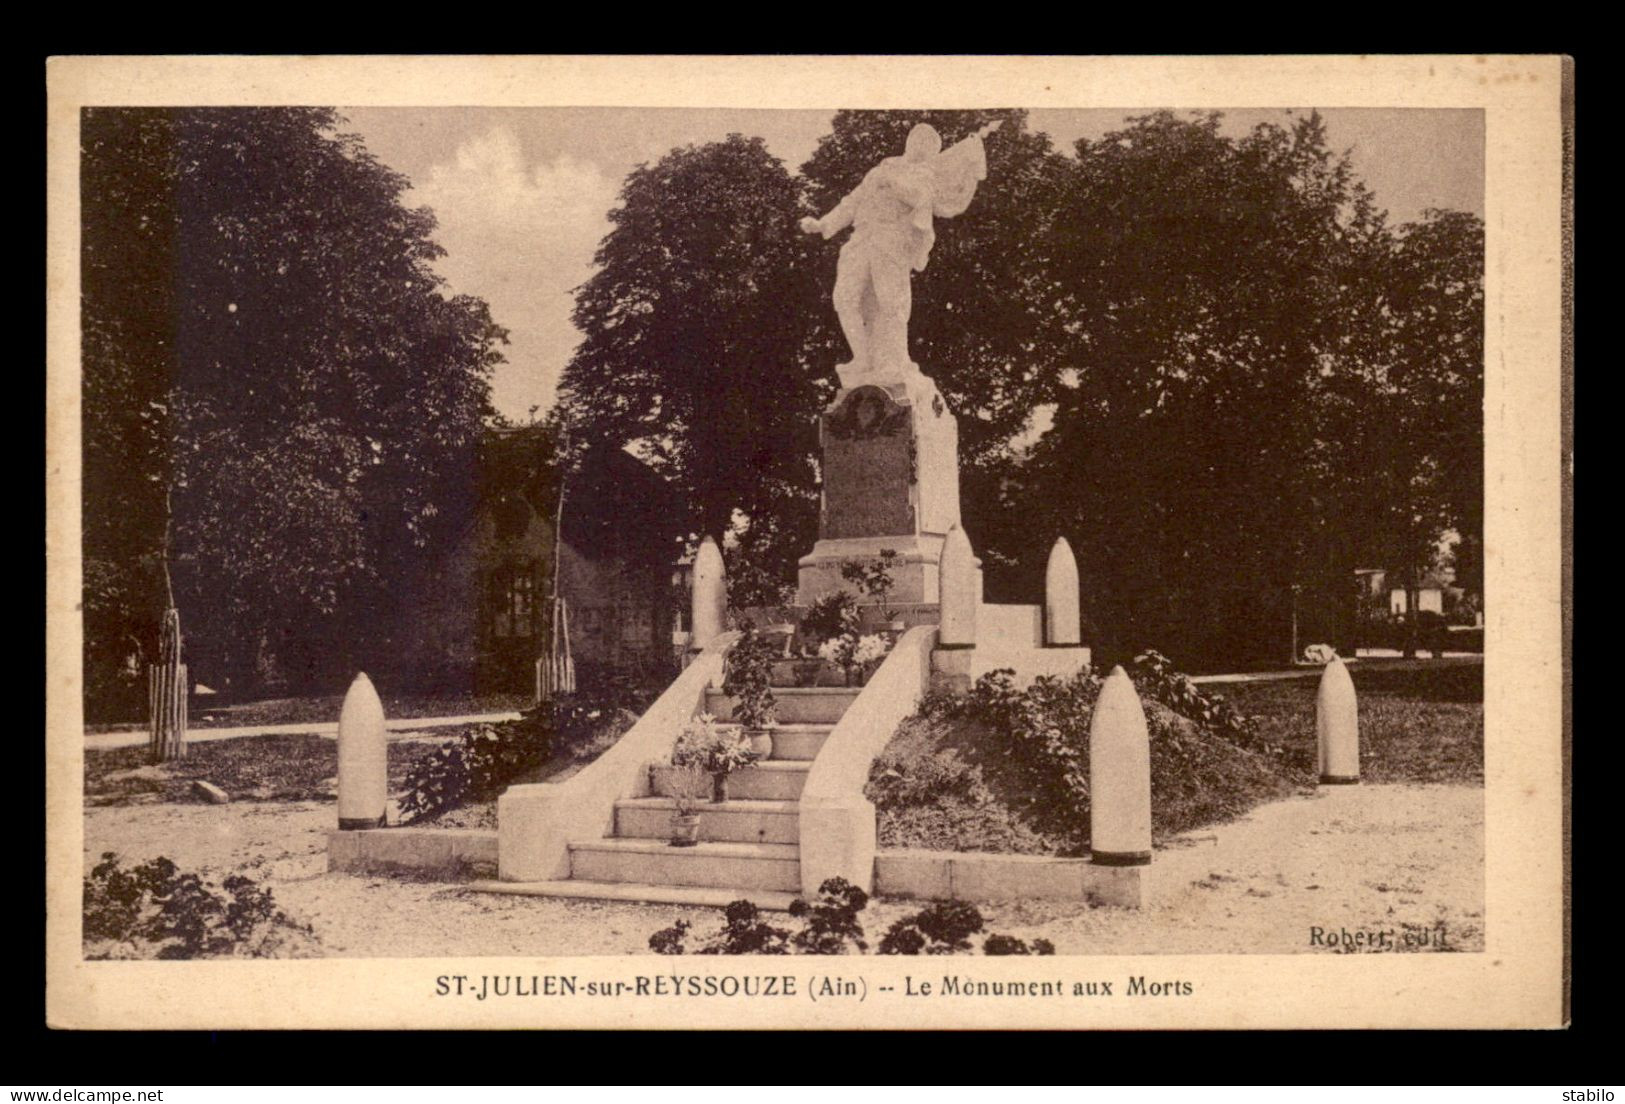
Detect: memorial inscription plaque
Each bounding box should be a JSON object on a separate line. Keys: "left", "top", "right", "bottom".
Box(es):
{"left": 821, "top": 385, "right": 916, "bottom": 539}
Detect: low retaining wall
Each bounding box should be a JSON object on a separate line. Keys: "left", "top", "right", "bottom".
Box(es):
{"left": 875, "top": 848, "right": 1154, "bottom": 909}
{"left": 328, "top": 828, "right": 498, "bottom": 877}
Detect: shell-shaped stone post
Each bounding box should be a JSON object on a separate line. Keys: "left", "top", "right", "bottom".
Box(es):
{"left": 1316, "top": 655, "right": 1360, "bottom": 785}
{"left": 1044, "top": 536, "right": 1081, "bottom": 646}
{"left": 938, "top": 524, "right": 978, "bottom": 647}
{"left": 337, "top": 672, "right": 387, "bottom": 830}
{"left": 1089, "top": 665, "right": 1153, "bottom": 866}
{"left": 690, "top": 535, "right": 727, "bottom": 652}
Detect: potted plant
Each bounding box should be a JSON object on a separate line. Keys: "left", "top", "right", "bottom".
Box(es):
{"left": 840, "top": 549, "right": 904, "bottom": 634}
{"left": 671, "top": 713, "right": 759, "bottom": 803}
{"left": 850, "top": 633, "right": 891, "bottom": 685}
{"left": 802, "top": 591, "right": 859, "bottom": 681}
{"left": 723, "top": 625, "right": 780, "bottom": 757}
{"left": 665, "top": 763, "right": 709, "bottom": 847}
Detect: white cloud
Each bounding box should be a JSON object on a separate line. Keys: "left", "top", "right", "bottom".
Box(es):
{"left": 409, "top": 126, "right": 618, "bottom": 420}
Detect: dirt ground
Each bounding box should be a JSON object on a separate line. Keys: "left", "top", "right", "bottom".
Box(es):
{"left": 81, "top": 782, "right": 1483, "bottom": 956}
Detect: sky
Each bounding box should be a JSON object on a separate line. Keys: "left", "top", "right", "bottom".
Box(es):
{"left": 341, "top": 106, "right": 1485, "bottom": 424}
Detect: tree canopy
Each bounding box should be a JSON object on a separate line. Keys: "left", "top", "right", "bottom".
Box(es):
{"left": 82, "top": 108, "right": 506, "bottom": 704}
{"left": 558, "top": 134, "right": 825, "bottom": 602}
{"left": 561, "top": 108, "right": 1483, "bottom": 666}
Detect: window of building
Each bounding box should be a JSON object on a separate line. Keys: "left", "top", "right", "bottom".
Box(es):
{"left": 491, "top": 563, "right": 536, "bottom": 638}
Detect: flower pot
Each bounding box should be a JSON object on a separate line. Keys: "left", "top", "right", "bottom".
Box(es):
{"left": 711, "top": 773, "right": 729, "bottom": 804}
{"left": 746, "top": 726, "right": 774, "bottom": 759}
{"left": 669, "top": 812, "right": 701, "bottom": 847}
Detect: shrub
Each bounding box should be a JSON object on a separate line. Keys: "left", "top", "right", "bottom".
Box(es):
{"left": 721, "top": 624, "right": 779, "bottom": 729}
{"left": 83, "top": 853, "right": 318, "bottom": 959}
{"left": 867, "top": 751, "right": 977, "bottom": 810}
{"left": 646, "top": 878, "right": 1040, "bottom": 955}
{"left": 839, "top": 549, "right": 901, "bottom": 620}
{"left": 399, "top": 715, "right": 550, "bottom": 824}
{"left": 648, "top": 918, "right": 690, "bottom": 955}
{"left": 924, "top": 669, "right": 1097, "bottom": 840}
{"left": 894, "top": 660, "right": 1297, "bottom": 849}
{"left": 982, "top": 933, "right": 1057, "bottom": 955}
{"left": 801, "top": 591, "right": 859, "bottom": 648}
{"left": 787, "top": 877, "right": 869, "bottom": 954}
{"left": 399, "top": 687, "right": 642, "bottom": 823}
{"left": 878, "top": 899, "right": 985, "bottom": 955}
{"left": 649, "top": 901, "right": 790, "bottom": 955}
{"left": 1131, "top": 649, "right": 1273, "bottom": 755}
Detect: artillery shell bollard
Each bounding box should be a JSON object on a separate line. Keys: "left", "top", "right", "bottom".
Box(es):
{"left": 337, "top": 672, "right": 387, "bottom": 830}
{"left": 937, "top": 524, "right": 978, "bottom": 648}
{"left": 1089, "top": 666, "right": 1153, "bottom": 866}
{"left": 690, "top": 534, "right": 727, "bottom": 654}
{"left": 1316, "top": 655, "right": 1360, "bottom": 785}
{"left": 1044, "top": 536, "right": 1081, "bottom": 646}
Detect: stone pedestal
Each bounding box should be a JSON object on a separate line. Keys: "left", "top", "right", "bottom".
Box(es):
{"left": 796, "top": 368, "right": 961, "bottom": 608}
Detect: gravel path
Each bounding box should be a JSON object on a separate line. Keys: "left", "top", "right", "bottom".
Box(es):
{"left": 82, "top": 783, "right": 1482, "bottom": 956}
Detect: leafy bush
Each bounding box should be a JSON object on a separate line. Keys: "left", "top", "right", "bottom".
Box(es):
{"left": 1131, "top": 649, "right": 1273, "bottom": 755}
{"left": 801, "top": 591, "right": 859, "bottom": 648}
{"left": 878, "top": 899, "right": 984, "bottom": 954}
{"left": 839, "top": 549, "right": 901, "bottom": 620}
{"left": 647, "top": 878, "right": 1042, "bottom": 955}
{"left": 649, "top": 900, "right": 790, "bottom": 955}
{"left": 867, "top": 750, "right": 977, "bottom": 810}
{"left": 83, "top": 853, "right": 318, "bottom": 959}
{"left": 399, "top": 688, "right": 642, "bottom": 823}
{"left": 982, "top": 933, "right": 1057, "bottom": 955}
{"left": 671, "top": 713, "right": 760, "bottom": 776}
{"left": 924, "top": 669, "right": 1097, "bottom": 839}
{"left": 721, "top": 624, "right": 779, "bottom": 729}
{"left": 787, "top": 877, "right": 870, "bottom": 954}
{"left": 896, "top": 662, "right": 1298, "bottom": 849}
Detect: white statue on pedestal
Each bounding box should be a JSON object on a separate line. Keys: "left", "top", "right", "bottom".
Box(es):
{"left": 800, "top": 120, "right": 1000, "bottom": 387}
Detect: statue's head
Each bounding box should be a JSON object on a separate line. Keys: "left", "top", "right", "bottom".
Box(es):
{"left": 904, "top": 123, "right": 942, "bottom": 161}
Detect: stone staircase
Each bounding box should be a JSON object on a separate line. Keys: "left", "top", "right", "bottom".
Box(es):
{"left": 476, "top": 686, "right": 861, "bottom": 910}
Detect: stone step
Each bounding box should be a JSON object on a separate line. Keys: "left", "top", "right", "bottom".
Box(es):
{"left": 703, "top": 686, "right": 860, "bottom": 725}
{"left": 650, "top": 760, "right": 810, "bottom": 801}
{"left": 978, "top": 603, "right": 1043, "bottom": 648}
{"left": 468, "top": 879, "right": 801, "bottom": 912}
{"left": 615, "top": 797, "right": 799, "bottom": 845}
{"left": 568, "top": 838, "right": 801, "bottom": 893}
{"left": 708, "top": 720, "right": 832, "bottom": 759}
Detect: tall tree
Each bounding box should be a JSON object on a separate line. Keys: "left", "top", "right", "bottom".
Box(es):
{"left": 81, "top": 108, "right": 505, "bottom": 704}
{"left": 1017, "top": 111, "right": 1407, "bottom": 666}
{"left": 559, "top": 135, "right": 823, "bottom": 599}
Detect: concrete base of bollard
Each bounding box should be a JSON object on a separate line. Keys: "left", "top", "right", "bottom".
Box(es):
{"left": 872, "top": 849, "right": 1158, "bottom": 908}
{"left": 1318, "top": 774, "right": 1360, "bottom": 785}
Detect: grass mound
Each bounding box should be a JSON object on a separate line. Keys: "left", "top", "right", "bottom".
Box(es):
{"left": 866, "top": 669, "right": 1304, "bottom": 856}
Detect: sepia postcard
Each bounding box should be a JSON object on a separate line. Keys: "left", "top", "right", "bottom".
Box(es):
{"left": 45, "top": 54, "right": 1570, "bottom": 1030}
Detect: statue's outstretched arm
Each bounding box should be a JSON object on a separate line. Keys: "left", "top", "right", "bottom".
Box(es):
{"left": 800, "top": 171, "right": 871, "bottom": 238}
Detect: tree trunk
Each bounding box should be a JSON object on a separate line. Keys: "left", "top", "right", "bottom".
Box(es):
{"left": 148, "top": 607, "right": 187, "bottom": 763}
